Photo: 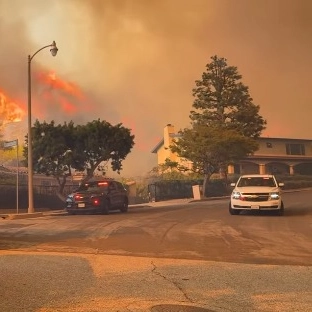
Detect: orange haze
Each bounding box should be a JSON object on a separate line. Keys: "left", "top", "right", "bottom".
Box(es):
{"left": 0, "top": 0, "right": 311, "bottom": 177}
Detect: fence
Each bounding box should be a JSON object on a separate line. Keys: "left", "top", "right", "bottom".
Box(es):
{"left": 148, "top": 179, "right": 231, "bottom": 202}
{"left": 0, "top": 183, "right": 79, "bottom": 210}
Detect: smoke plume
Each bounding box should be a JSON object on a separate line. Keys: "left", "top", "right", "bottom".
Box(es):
{"left": 1, "top": 0, "right": 311, "bottom": 177}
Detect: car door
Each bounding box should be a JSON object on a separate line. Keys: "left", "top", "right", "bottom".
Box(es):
{"left": 108, "top": 182, "right": 120, "bottom": 208}
{"left": 116, "top": 182, "right": 127, "bottom": 206}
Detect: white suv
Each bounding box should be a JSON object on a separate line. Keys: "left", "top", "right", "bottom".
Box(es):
{"left": 229, "top": 174, "right": 284, "bottom": 215}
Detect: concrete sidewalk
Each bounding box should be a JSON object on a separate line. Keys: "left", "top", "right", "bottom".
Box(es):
{"left": 0, "top": 209, "right": 66, "bottom": 220}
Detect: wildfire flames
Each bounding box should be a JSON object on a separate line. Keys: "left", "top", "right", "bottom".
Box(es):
{"left": 0, "top": 71, "right": 88, "bottom": 127}
{"left": 36, "top": 71, "right": 86, "bottom": 115}
{"left": 0, "top": 90, "right": 24, "bottom": 127}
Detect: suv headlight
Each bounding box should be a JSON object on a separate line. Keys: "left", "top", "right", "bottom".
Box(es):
{"left": 269, "top": 192, "right": 280, "bottom": 200}
{"left": 232, "top": 191, "right": 241, "bottom": 199}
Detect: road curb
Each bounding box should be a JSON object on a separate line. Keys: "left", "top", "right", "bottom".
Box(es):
{"left": 7, "top": 212, "right": 44, "bottom": 220}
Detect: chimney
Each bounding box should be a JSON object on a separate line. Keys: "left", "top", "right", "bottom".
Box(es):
{"left": 164, "top": 124, "right": 175, "bottom": 147}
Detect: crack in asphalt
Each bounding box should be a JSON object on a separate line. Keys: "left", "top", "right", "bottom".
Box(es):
{"left": 151, "top": 260, "right": 194, "bottom": 303}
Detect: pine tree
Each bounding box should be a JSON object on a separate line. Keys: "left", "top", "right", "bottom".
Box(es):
{"left": 172, "top": 55, "right": 266, "bottom": 197}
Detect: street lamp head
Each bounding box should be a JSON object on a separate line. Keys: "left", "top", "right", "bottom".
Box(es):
{"left": 50, "top": 41, "right": 58, "bottom": 57}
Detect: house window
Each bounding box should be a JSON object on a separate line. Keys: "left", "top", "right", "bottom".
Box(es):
{"left": 286, "top": 143, "right": 305, "bottom": 155}
{"left": 266, "top": 142, "right": 272, "bottom": 148}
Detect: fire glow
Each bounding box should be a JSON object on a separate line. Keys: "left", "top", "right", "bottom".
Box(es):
{"left": 0, "top": 90, "right": 25, "bottom": 125}
{"left": 1, "top": 71, "right": 90, "bottom": 126}
{"left": 36, "top": 71, "right": 87, "bottom": 116}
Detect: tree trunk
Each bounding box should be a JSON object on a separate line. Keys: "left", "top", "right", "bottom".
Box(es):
{"left": 55, "top": 175, "right": 68, "bottom": 201}
{"left": 202, "top": 173, "right": 209, "bottom": 198}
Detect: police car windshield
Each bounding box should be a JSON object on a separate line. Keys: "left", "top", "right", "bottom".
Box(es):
{"left": 78, "top": 182, "right": 109, "bottom": 191}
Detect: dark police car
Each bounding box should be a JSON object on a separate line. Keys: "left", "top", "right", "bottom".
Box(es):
{"left": 65, "top": 179, "right": 128, "bottom": 215}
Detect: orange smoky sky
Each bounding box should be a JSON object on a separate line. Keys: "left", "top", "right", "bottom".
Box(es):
{"left": 0, "top": 0, "right": 311, "bottom": 177}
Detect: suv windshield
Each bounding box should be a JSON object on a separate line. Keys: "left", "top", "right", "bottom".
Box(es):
{"left": 237, "top": 177, "right": 276, "bottom": 187}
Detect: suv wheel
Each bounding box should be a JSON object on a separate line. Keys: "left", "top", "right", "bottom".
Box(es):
{"left": 120, "top": 199, "right": 128, "bottom": 213}
{"left": 276, "top": 202, "right": 284, "bottom": 216}
{"left": 229, "top": 203, "right": 240, "bottom": 215}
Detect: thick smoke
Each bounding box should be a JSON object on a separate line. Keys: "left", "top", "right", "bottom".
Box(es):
{"left": 0, "top": 0, "right": 311, "bottom": 177}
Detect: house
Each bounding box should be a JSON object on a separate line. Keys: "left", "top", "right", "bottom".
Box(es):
{"left": 151, "top": 124, "right": 312, "bottom": 175}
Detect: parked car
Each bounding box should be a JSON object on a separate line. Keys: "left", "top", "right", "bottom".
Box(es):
{"left": 229, "top": 174, "right": 284, "bottom": 215}
{"left": 65, "top": 179, "right": 128, "bottom": 215}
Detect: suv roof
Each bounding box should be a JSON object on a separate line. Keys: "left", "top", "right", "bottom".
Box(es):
{"left": 239, "top": 174, "right": 275, "bottom": 178}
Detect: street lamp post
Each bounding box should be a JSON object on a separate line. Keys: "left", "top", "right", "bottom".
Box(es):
{"left": 27, "top": 41, "right": 58, "bottom": 213}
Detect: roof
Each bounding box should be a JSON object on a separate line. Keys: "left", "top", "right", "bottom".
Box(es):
{"left": 151, "top": 139, "right": 164, "bottom": 153}
{"left": 151, "top": 133, "right": 182, "bottom": 153}
{"left": 259, "top": 137, "right": 312, "bottom": 142}
{"left": 151, "top": 135, "right": 312, "bottom": 154}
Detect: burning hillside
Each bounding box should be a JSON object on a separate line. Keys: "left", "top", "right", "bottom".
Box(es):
{"left": 36, "top": 71, "right": 87, "bottom": 116}
{"left": 0, "top": 71, "right": 91, "bottom": 129}
{"left": 0, "top": 90, "right": 24, "bottom": 127}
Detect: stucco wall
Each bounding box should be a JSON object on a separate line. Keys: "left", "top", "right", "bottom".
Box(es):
{"left": 257, "top": 139, "right": 312, "bottom": 156}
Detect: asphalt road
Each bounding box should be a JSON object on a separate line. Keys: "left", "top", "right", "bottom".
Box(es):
{"left": 0, "top": 190, "right": 311, "bottom": 311}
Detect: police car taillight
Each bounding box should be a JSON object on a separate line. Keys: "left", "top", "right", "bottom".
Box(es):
{"left": 92, "top": 198, "right": 101, "bottom": 206}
